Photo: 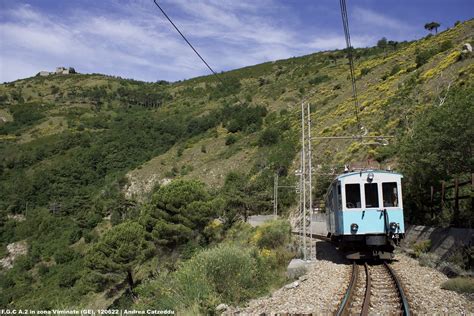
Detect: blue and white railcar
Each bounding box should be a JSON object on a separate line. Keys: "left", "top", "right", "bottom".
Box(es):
{"left": 325, "top": 170, "right": 405, "bottom": 259}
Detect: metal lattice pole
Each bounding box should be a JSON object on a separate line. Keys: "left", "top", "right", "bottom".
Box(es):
{"left": 273, "top": 172, "right": 278, "bottom": 216}
{"left": 301, "top": 102, "right": 307, "bottom": 261}
{"left": 307, "top": 102, "right": 315, "bottom": 260}
{"left": 298, "top": 154, "right": 303, "bottom": 252}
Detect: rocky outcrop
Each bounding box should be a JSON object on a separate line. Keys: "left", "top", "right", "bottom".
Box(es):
{"left": 0, "top": 240, "right": 28, "bottom": 270}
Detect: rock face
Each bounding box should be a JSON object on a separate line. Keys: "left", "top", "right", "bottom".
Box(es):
{"left": 215, "top": 304, "right": 228, "bottom": 312}
{"left": 0, "top": 241, "right": 28, "bottom": 270}
{"left": 124, "top": 174, "right": 171, "bottom": 200}
{"left": 462, "top": 43, "right": 472, "bottom": 53}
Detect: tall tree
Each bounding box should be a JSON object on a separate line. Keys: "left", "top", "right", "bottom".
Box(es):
{"left": 221, "top": 172, "right": 269, "bottom": 225}
{"left": 424, "top": 22, "right": 441, "bottom": 34}
{"left": 387, "top": 40, "right": 399, "bottom": 50}
{"left": 377, "top": 37, "right": 388, "bottom": 50}
{"left": 85, "top": 221, "right": 153, "bottom": 291}
{"left": 399, "top": 85, "right": 473, "bottom": 226}
{"left": 140, "top": 179, "right": 218, "bottom": 248}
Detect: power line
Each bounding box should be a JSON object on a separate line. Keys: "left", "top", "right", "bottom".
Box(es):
{"left": 339, "top": 0, "right": 361, "bottom": 132}
{"left": 152, "top": 0, "right": 225, "bottom": 85}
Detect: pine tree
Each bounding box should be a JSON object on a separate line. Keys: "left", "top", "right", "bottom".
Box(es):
{"left": 424, "top": 22, "right": 441, "bottom": 34}
{"left": 85, "top": 221, "right": 153, "bottom": 291}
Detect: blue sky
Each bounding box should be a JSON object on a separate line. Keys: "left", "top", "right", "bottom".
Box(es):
{"left": 0, "top": 0, "right": 472, "bottom": 83}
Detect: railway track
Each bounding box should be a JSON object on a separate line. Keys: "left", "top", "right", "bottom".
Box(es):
{"left": 336, "top": 261, "right": 410, "bottom": 316}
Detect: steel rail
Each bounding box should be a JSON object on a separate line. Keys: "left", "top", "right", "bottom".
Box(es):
{"left": 291, "top": 231, "right": 331, "bottom": 242}
{"left": 335, "top": 262, "right": 358, "bottom": 316}
{"left": 384, "top": 262, "right": 411, "bottom": 316}
{"left": 361, "top": 262, "right": 371, "bottom": 316}
{"left": 292, "top": 230, "right": 410, "bottom": 315}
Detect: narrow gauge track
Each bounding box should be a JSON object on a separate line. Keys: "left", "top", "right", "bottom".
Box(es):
{"left": 336, "top": 261, "right": 410, "bottom": 316}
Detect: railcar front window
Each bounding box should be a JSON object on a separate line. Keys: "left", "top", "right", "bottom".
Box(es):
{"left": 365, "top": 183, "right": 379, "bottom": 208}
{"left": 383, "top": 182, "right": 399, "bottom": 207}
{"left": 345, "top": 184, "right": 361, "bottom": 208}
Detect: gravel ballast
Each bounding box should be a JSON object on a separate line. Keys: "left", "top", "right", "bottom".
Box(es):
{"left": 390, "top": 253, "right": 473, "bottom": 314}
{"left": 224, "top": 242, "right": 473, "bottom": 315}
{"left": 225, "top": 241, "right": 350, "bottom": 314}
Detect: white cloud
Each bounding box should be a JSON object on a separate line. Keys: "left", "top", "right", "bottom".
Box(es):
{"left": 353, "top": 7, "right": 414, "bottom": 32}
{"left": 0, "top": 1, "right": 394, "bottom": 83}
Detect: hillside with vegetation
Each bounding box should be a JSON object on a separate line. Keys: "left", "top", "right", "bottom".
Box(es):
{"left": 0, "top": 19, "right": 473, "bottom": 310}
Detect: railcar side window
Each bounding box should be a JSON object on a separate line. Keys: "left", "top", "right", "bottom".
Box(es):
{"left": 383, "top": 182, "right": 399, "bottom": 207}
{"left": 337, "top": 183, "right": 342, "bottom": 211}
{"left": 345, "top": 184, "right": 361, "bottom": 208}
{"left": 364, "top": 183, "right": 379, "bottom": 208}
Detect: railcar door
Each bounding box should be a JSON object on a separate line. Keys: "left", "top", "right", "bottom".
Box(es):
{"left": 360, "top": 179, "right": 403, "bottom": 234}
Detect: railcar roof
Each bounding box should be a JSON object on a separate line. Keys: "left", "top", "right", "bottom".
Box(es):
{"left": 335, "top": 169, "right": 403, "bottom": 180}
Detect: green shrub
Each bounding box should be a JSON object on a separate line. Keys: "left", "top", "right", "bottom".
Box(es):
{"left": 0, "top": 243, "right": 7, "bottom": 258}
{"left": 54, "top": 248, "right": 77, "bottom": 264}
{"left": 225, "top": 134, "right": 237, "bottom": 145}
{"left": 180, "top": 164, "right": 193, "bottom": 176}
{"left": 225, "top": 221, "right": 254, "bottom": 244}
{"left": 57, "top": 268, "right": 79, "bottom": 288}
{"left": 390, "top": 64, "right": 402, "bottom": 76}
{"left": 445, "top": 245, "right": 473, "bottom": 270}
{"left": 415, "top": 49, "right": 436, "bottom": 68}
{"left": 110, "top": 209, "right": 122, "bottom": 226}
{"left": 441, "top": 277, "right": 474, "bottom": 294}
{"left": 177, "top": 146, "right": 184, "bottom": 157}
{"left": 50, "top": 86, "right": 60, "bottom": 94}
{"left": 37, "top": 263, "right": 49, "bottom": 276}
{"left": 0, "top": 103, "right": 46, "bottom": 135}
{"left": 418, "top": 252, "right": 438, "bottom": 268}
{"left": 136, "top": 244, "right": 274, "bottom": 313}
{"left": 210, "top": 77, "right": 241, "bottom": 100}
{"left": 222, "top": 104, "right": 267, "bottom": 133}
{"left": 439, "top": 40, "right": 453, "bottom": 52}
{"left": 258, "top": 128, "right": 279, "bottom": 146}
{"left": 84, "top": 231, "right": 97, "bottom": 243}
{"left": 309, "top": 75, "right": 330, "bottom": 85}
{"left": 413, "top": 239, "right": 432, "bottom": 257}
{"left": 192, "top": 244, "right": 263, "bottom": 303}
{"left": 255, "top": 219, "right": 291, "bottom": 250}
{"left": 360, "top": 67, "right": 371, "bottom": 76}
{"left": 14, "top": 255, "right": 34, "bottom": 271}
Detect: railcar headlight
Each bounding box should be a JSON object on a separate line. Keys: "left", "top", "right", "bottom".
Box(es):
{"left": 351, "top": 223, "right": 358, "bottom": 232}
{"left": 367, "top": 172, "right": 374, "bottom": 182}
{"left": 389, "top": 222, "right": 398, "bottom": 231}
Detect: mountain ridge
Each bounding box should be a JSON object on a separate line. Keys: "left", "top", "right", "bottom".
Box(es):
{"left": 0, "top": 18, "right": 472, "bottom": 309}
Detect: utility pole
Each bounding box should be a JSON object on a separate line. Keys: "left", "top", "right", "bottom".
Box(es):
{"left": 307, "top": 103, "right": 315, "bottom": 260}
{"left": 296, "top": 158, "right": 303, "bottom": 251}
{"left": 273, "top": 172, "right": 278, "bottom": 216}
{"left": 301, "top": 102, "right": 307, "bottom": 261}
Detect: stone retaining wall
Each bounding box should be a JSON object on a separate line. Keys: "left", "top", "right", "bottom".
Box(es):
{"left": 401, "top": 224, "right": 473, "bottom": 260}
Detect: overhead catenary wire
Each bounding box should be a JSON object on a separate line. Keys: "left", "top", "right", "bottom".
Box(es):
{"left": 339, "top": 0, "right": 362, "bottom": 133}
{"left": 152, "top": 0, "right": 225, "bottom": 85}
